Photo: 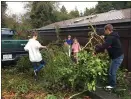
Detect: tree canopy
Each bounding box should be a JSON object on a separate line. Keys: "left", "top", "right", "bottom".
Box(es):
{"left": 1, "top": 1, "right": 7, "bottom": 27}
{"left": 96, "top": 1, "right": 131, "bottom": 13}
{"left": 3, "top": 1, "right": 131, "bottom": 29}
{"left": 29, "top": 2, "right": 58, "bottom": 28}
{"left": 60, "top": 5, "right": 67, "bottom": 14}
{"left": 69, "top": 7, "right": 80, "bottom": 18}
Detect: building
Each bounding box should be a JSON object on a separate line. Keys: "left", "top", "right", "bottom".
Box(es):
{"left": 37, "top": 8, "right": 131, "bottom": 71}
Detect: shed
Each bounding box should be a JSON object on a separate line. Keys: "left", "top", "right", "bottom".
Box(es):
{"left": 37, "top": 8, "right": 131, "bottom": 71}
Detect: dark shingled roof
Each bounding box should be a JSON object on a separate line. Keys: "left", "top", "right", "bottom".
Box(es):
{"left": 37, "top": 8, "right": 131, "bottom": 30}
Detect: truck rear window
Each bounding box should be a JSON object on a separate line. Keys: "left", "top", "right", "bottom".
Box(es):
{"left": 2, "top": 35, "right": 13, "bottom": 40}
{"left": 1, "top": 29, "right": 14, "bottom": 40}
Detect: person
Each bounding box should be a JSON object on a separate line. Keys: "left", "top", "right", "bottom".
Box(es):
{"left": 66, "top": 35, "right": 73, "bottom": 57}
{"left": 63, "top": 41, "right": 69, "bottom": 56}
{"left": 72, "top": 38, "right": 81, "bottom": 63}
{"left": 95, "top": 24, "right": 124, "bottom": 89}
{"left": 24, "top": 31, "right": 47, "bottom": 81}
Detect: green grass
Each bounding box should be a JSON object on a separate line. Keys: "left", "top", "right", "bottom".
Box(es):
{"left": 2, "top": 67, "right": 47, "bottom": 98}
{"left": 1, "top": 67, "right": 71, "bottom": 99}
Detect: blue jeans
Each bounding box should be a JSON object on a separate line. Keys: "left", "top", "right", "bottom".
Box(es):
{"left": 32, "top": 60, "right": 45, "bottom": 72}
{"left": 109, "top": 54, "right": 124, "bottom": 87}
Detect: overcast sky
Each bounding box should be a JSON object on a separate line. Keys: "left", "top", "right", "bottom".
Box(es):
{"left": 6, "top": 2, "right": 98, "bottom": 16}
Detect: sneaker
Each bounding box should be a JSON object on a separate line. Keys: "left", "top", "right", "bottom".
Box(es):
{"left": 34, "top": 70, "right": 38, "bottom": 81}
{"left": 34, "top": 70, "right": 38, "bottom": 76}
{"left": 34, "top": 75, "right": 38, "bottom": 81}
{"left": 105, "top": 86, "right": 114, "bottom": 89}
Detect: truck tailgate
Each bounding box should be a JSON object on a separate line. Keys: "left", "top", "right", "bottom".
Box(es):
{"left": 2, "top": 40, "right": 28, "bottom": 61}
{"left": 2, "top": 40, "right": 28, "bottom": 52}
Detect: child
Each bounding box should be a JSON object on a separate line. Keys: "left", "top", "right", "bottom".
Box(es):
{"left": 72, "top": 38, "right": 81, "bottom": 63}
{"left": 24, "top": 31, "right": 47, "bottom": 81}
{"left": 66, "top": 35, "right": 73, "bottom": 57}
{"left": 63, "top": 41, "right": 69, "bottom": 56}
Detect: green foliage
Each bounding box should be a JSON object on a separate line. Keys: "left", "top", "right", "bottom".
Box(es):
{"left": 71, "top": 50, "right": 109, "bottom": 91}
{"left": 26, "top": 1, "right": 81, "bottom": 28}
{"left": 4, "top": 13, "right": 32, "bottom": 37}
{"left": 1, "top": 1, "right": 7, "bottom": 28}
{"left": 13, "top": 30, "right": 31, "bottom": 40}
{"left": 55, "top": 25, "right": 61, "bottom": 43}
{"left": 4, "top": 14, "right": 22, "bottom": 30}
{"left": 16, "top": 55, "right": 32, "bottom": 73}
{"left": 96, "top": 1, "right": 131, "bottom": 13}
{"left": 2, "top": 69, "right": 30, "bottom": 94}
{"left": 29, "top": 2, "right": 58, "bottom": 28}
{"left": 84, "top": 1, "right": 131, "bottom": 16}
{"left": 36, "top": 45, "right": 109, "bottom": 92}
{"left": 2, "top": 44, "right": 130, "bottom": 98}
{"left": 60, "top": 5, "right": 67, "bottom": 14}
{"left": 84, "top": 7, "right": 96, "bottom": 16}
{"left": 55, "top": 11, "right": 72, "bottom": 21}
{"left": 14, "top": 44, "right": 109, "bottom": 92}
{"left": 69, "top": 7, "right": 80, "bottom": 18}
{"left": 45, "top": 94, "right": 57, "bottom": 99}
{"left": 40, "top": 45, "right": 74, "bottom": 90}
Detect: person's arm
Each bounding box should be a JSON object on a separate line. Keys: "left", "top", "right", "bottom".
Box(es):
{"left": 95, "top": 36, "right": 112, "bottom": 53}
{"left": 37, "top": 41, "right": 47, "bottom": 49}
{"left": 40, "top": 46, "right": 47, "bottom": 49}
{"left": 24, "top": 42, "right": 29, "bottom": 51}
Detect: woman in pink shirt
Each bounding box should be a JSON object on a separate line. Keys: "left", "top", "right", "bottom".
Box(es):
{"left": 72, "top": 38, "right": 81, "bottom": 63}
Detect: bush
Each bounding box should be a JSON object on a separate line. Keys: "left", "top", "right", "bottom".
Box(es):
{"left": 15, "top": 44, "right": 126, "bottom": 93}
{"left": 45, "top": 94, "right": 57, "bottom": 99}
{"left": 39, "top": 45, "right": 110, "bottom": 92}
{"left": 16, "top": 55, "right": 32, "bottom": 73}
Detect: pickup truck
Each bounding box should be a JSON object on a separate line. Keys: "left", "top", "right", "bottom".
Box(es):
{"left": 1, "top": 28, "right": 28, "bottom": 62}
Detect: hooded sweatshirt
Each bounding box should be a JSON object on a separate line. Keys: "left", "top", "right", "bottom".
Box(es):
{"left": 24, "top": 38, "right": 42, "bottom": 62}
{"left": 95, "top": 32, "right": 123, "bottom": 59}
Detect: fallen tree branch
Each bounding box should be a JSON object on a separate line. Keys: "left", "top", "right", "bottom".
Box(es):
{"left": 93, "top": 36, "right": 102, "bottom": 45}
{"left": 82, "top": 18, "right": 105, "bottom": 50}
{"left": 82, "top": 36, "right": 94, "bottom": 50}
{"left": 68, "top": 90, "right": 87, "bottom": 99}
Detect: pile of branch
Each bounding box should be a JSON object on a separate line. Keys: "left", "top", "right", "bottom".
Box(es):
{"left": 82, "top": 22, "right": 104, "bottom": 51}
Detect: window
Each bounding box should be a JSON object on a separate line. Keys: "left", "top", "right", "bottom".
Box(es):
{"left": 1, "top": 29, "right": 14, "bottom": 40}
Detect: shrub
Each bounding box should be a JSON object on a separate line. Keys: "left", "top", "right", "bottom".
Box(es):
{"left": 15, "top": 44, "right": 125, "bottom": 93}
{"left": 45, "top": 94, "right": 57, "bottom": 99}
{"left": 39, "top": 45, "right": 110, "bottom": 92}
{"left": 16, "top": 55, "right": 32, "bottom": 73}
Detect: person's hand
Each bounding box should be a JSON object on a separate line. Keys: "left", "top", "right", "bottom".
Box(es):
{"left": 100, "top": 35, "right": 105, "bottom": 39}
{"left": 44, "top": 46, "right": 48, "bottom": 49}
{"left": 41, "top": 46, "right": 47, "bottom": 49}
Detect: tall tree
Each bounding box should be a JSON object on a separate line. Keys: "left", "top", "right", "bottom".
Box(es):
{"left": 29, "top": 2, "right": 58, "bottom": 28}
{"left": 60, "top": 5, "right": 67, "bottom": 14}
{"left": 55, "top": 5, "right": 72, "bottom": 21}
{"left": 84, "top": 7, "right": 96, "bottom": 16}
{"left": 1, "top": 1, "right": 7, "bottom": 27}
{"left": 96, "top": 1, "right": 131, "bottom": 13}
{"left": 5, "top": 14, "right": 19, "bottom": 30}
{"left": 80, "top": 10, "right": 83, "bottom": 17}
{"left": 69, "top": 7, "right": 80, "bottom": 18}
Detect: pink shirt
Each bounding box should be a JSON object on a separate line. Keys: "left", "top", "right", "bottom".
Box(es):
{"left": 72, "top": 43, "right": 81, "bottom": 52}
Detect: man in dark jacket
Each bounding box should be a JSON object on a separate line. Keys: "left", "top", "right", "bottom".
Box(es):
{"left": 95, "top": 24, "right": 124, "bottom": 89}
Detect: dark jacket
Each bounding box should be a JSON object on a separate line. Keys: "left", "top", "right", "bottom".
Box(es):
{"left": 95, "top": 32, "right": 123, "bottom": 59}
